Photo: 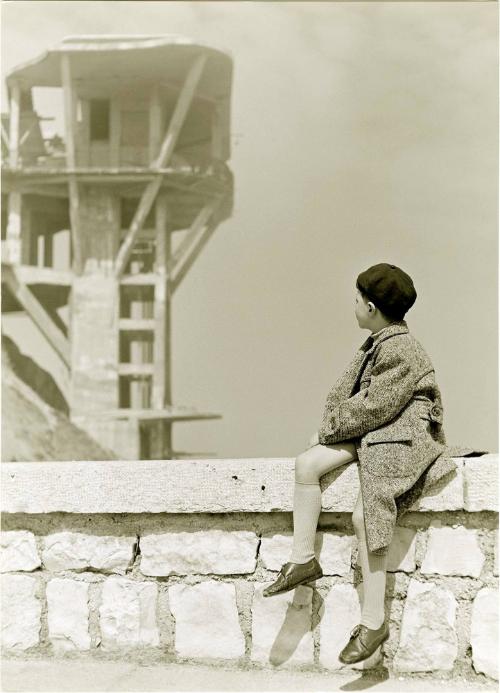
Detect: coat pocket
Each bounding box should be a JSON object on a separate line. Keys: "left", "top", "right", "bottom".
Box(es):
{"left": 365, "top": 428, "right": 413, "bottom": 445}
{"left": 363, "top": 427, "right": 414, "bottom": 477}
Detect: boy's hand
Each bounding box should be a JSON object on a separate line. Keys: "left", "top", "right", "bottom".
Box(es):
{"left": 307, "top": 431, "right": 320, "bottom": 449}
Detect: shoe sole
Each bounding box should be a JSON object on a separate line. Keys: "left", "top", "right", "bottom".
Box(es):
{"left": 263, "top": 571, "right": 323, "bottom": 598}
{"left": 338, "top": 629, "right": 390, "bottom": 665}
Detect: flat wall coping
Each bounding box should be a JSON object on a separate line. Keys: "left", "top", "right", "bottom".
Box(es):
{"left": 1, "top": 454, "right": 498, "bottom": 515}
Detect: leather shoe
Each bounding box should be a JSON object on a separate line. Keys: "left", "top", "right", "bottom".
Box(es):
{"left": 338, "top": 622, "right": 389, "bottom": 664}
{"left": 262, "top": 557, "right": 323, "bottom": 597}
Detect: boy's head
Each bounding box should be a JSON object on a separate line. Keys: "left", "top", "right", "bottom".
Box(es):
{"left": 355, "top": 263, "right": 417, "bottom": 330}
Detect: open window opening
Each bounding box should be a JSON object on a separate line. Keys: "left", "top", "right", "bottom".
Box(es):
{"left": 31, "top": 87, "right": 65, "bottom": 164}
{"left": 89, "top": 99, "right": 110, "bottom": 141}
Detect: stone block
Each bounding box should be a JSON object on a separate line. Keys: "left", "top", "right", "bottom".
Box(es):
{"left": 410, "top": 460, "right": 464, "bottom": 511}
{"left": 259, "top": 534, "right": 292, "bottom": 571}
{"left": 471, "top": 588, "right": 498, "bottom": 680}
{"left": 140, "top": 530, "right": 258, "bottom": 576}
{"left": 260, "top": 532, "right": 353, "bottom": 576}
{"left": 464, "top": 455, "right": 498, "bottom": 511}
{"left": 1, "top": 574, "right": 41, "bottom": 650}
{"left": 42, "top": 532, "right": 135, "bottom": 574}
{"left": 99, "top": 577, "right": 159, "bottom": 648}
{"left": 1, "top": 531, "right": 41, "bottom": 572}
{"left": 251, "top": 584, "right": 313, "bottom": 665}
{"left": 46, "top": 578, "right": 91, "bottom": 651}
{"left": 393, "top": 580, "right": 457, "bottom": 672}
{"left": 169, "top": 581, "right": 244, "bottom": 659}
{"left": 319, "top": 583, "right": 383, "bottom": 670}
{"left": 386, "top": 527, "right": 417, "bottom": 573}
{"left": 0, "top": 458, "right": 359, "bottom": 514}
{"left": 312, "top": 532, "right": 355, "bottom": 577}
{"left": 420, "top": 525, "right": 485, "bottom": 578}
{"left": 320, "top": 463, "right": 360, "bottom": 512}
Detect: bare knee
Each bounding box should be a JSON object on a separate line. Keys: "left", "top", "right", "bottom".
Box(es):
{"left": 295, "top": 450, "right": 320, "bottom": 484}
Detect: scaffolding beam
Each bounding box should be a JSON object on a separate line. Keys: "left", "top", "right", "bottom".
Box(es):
{"left": 8, "top": 82, "right": 20, "bottom": 168}
{"left": 167, "top": 199, "right": 220, "bottom": 277}
{"left": 152, "top": 194, "right": 172, "bottom": 410}
{"left": 114, "top": 54, "right": 208, "bottom": 278}
{"left": 170, "top": 200, "right": 226, "bottom": 293}
{"left": 61, "top": 54, "right": 83, "bottom": 274}
{"left": 2, "top": 264, "right": 70, "bottom": 367}
{"left": 5, "top": 192, "right": 22, "bottom": 265}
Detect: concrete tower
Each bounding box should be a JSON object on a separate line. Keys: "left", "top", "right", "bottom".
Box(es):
{"left": 1, "top": 35, "right": 234, "bottom": 459}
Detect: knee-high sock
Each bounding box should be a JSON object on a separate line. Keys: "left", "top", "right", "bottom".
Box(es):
{"left": 356, "top": 524, "right": 387, "bottom": 629}
{"left": 289, "top": 481, "right": 322, "bottom": 564}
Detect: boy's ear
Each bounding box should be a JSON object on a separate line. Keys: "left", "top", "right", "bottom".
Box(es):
{"left": 367, "top": 301, "right": 376, "bottom": 313}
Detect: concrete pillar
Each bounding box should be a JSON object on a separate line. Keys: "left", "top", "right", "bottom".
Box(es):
{"left": 69, "top": 275, "right": 119, "bottom": 416}
{"left": 152, "top": 193, "right": 171, "bottom": 409}
{"left": 8, "top": 83, "right": 21, "bottom": 168}
{"left": 5, "top": 192, "right": 22, "bottom": 265}
{"left": 79, "top": 186, "right": 120, "bottom": 274}
{"left": 69, "top": 187, "right": 121, "bottom": 416}
{"left": 149, "top": 86, "right": 163, "bottom": 164}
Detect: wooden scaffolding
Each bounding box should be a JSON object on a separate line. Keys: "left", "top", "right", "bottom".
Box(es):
{"left": 1, "top": 35, "right": 234, "bottom": 459}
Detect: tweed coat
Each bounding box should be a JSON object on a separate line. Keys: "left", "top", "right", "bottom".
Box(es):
{"left": 318, "top": 321, "right": 479, "bottom": 555}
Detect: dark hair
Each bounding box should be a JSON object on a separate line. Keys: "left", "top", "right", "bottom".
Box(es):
{"left": 356, "top": 283, "right": 369, "bottom": 301}
{"left": 356, "top": 282, "right": 391, "bottom": 320}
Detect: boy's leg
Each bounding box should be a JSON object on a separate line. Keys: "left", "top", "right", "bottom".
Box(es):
{"left": 289, "top": 442, "right": 357, "bottom": 564}
{"left": 352, "top": 487, "right": 387, "bottom": 629}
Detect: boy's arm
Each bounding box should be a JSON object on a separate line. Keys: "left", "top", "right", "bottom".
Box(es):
{"left": 318, "top": 347, "right": 416, "bottom": 445}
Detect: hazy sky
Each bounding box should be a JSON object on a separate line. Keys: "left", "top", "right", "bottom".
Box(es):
{"left": 2, "top": 1, "right": 498, "bottom": 457}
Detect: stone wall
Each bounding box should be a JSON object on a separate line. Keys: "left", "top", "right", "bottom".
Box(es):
{"left": 1, "top": 455, "right": 498, "bottom": 684}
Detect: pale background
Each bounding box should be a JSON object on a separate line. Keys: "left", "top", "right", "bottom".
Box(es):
{"left": 1, "top": 1, "right": 498, "bottom": 457}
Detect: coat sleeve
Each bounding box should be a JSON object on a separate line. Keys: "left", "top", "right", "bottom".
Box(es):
{"left": 318, "top": 345, "right": 416, "bottom": 445}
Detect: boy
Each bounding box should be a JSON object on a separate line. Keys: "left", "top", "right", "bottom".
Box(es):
{"left": 263, "top": 262, "right": 456, "bottom": 665}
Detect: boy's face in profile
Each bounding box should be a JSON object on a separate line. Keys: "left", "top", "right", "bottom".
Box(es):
{"left": 355, "top": 289, "right": 372, "bottom": 329}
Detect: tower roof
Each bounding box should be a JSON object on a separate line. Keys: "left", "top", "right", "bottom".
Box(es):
{"left": 6, "top": 35, "right": 233, "bottom": 98}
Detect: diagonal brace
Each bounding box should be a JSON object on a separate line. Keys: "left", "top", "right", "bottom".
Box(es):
{"left": 167, "top": 199, "right": 220, "bottom": 277}
{"left": 2, "top": 264, "right": 70, "bottom": 367}
{"left": 170, "top": 198, "right": 226, "bottom": 293}
{"left": 115, "top": 53, "right": 208, "bottom": 278}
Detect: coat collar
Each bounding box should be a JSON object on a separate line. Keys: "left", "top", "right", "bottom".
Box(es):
{"left": 360, "top": 320, "right": 409, "bottom": 352}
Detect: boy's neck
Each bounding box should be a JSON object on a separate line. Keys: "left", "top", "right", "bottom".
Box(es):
{"left": 369, "top": 318, "right": 397, "bottom": 336}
